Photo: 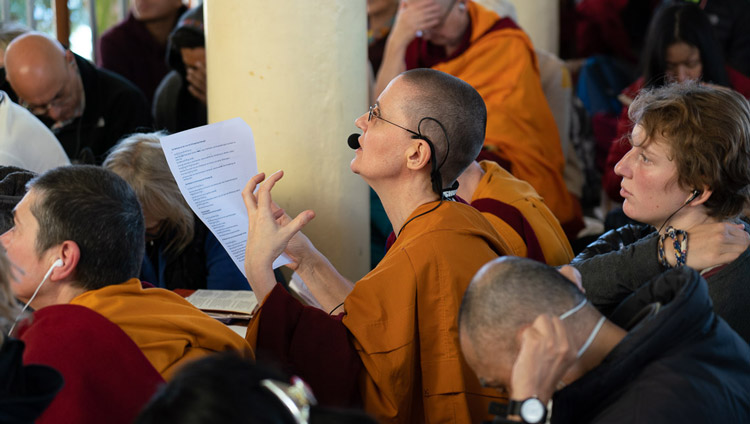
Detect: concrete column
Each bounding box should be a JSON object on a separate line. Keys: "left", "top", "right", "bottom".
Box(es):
{"left": 204, "top": 1, "right": 370, "bottom": 281}
{"left": 507, "top": 0, "right": 559, "bottom": 55}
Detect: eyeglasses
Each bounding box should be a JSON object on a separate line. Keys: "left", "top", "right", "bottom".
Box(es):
{"left": 20, "top": 89, "right": 67, "bottom": 116}
{"left": 368, "top": 103, "right": 420, "bottom": 138}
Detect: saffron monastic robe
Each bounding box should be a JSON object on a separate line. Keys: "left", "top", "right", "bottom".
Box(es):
{"left": 405, "top": 1, "right": 583, "bottom": 233}
{"left": 471, "top": 160, "right": 574, "bottom": 266}
{"left": 247, "top": 201, "right": 511, "bottom": 423}
{"left": 70, "top": 278, "right": 253, "bottom": 379}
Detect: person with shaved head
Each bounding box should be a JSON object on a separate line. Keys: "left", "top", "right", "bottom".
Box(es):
{"left": 374, "top": 0, "right": 583, "bottom": 237}
{"left": 242, "top": 69, "right": 511, "bottom": 423}
{"left": 459, "top": 257, "right": 750, "bottom": 423}
{"left": 4, "top": 32, "right": 151, "bottom": 164}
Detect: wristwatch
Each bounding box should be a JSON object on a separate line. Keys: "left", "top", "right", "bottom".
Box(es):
{"left": 507, "top": 397, "right": 547, "bottom": 424}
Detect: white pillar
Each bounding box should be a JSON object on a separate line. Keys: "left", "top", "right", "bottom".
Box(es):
{"left": 506, "top": 0, "right": 559, "bottom": 55}
{"left": 204, "top": 1, "right": 370, "bottom": 281}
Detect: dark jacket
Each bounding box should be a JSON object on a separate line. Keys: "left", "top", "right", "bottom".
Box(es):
{"left": 572, "top": 223, "right": 750, "bottom": 343}
{"left": 0, "top": 337, "right": 63, "bottom": 423}
{"left": 54, "top": 54, "right": 151, "bottom": 165}
{"left": 552, "top": 267, "right": 750, "bottom": 423}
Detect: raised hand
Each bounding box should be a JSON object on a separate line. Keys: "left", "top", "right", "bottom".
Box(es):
{"left": 509, "top": 314, "right": 577, "bottom": 404}
{"left": 242, "top": 171, "right": 315, "bottom": 302}
{"left": 186, "top": 61, "right": 207, "bottom": 104}
{"left": 664, "top": 222, "right": 750, "bottom": 269}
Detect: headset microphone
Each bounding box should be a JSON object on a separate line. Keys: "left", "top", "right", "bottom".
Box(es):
{"left": 347, "top": 133, "right": 360, "bottom": 150}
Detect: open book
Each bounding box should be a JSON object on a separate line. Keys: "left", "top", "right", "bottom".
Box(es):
{"left": 185, "top": 290, "right": 258, "bottom": 320}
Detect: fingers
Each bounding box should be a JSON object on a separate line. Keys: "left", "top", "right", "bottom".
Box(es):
{"left": 285, "top": 210, "right": 316, "bottom": 237}
{"left": 242, "top": 172, "right": 266, "bottom": 213}
{"left": 557, "top": 265, "right": 585, "bottom": 293}
{"left": 255, "top": 170, "right": 284, "bottom": 214}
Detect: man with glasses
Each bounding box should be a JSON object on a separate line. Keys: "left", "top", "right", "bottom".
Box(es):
{"left": 4, "top": 32, "right": 151, "bottom": 164}
{"left": 374, "top": 0, "right": 583, "bottom": 238}
{"left": 242, "top": 69, "right": 511, "bottom": 423}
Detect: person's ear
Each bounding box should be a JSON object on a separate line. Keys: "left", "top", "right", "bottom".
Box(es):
{"left": 49, "top": 240, "right": 80, "bottom": 282}
{"left": 687, "top": 186, "right": 712, "bottom": 206}
{"left": 405, "top": 138, "right": 432, "bottom": 171}
{"left": 64, "top": 50, "right": 76, "bottom": 68}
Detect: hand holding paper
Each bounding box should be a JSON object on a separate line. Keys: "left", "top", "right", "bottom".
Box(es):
{"left": 160, "top": 118, "right": 291, "bottom": 280}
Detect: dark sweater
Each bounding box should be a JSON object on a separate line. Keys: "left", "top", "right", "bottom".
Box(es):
{"left": 572, "top": 223, "right": 750, "bottom": 343}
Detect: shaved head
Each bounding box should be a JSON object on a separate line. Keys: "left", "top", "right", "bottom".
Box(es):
{"left": 5, "top": 33, "right": 67, "bottom": 99}
{"left": 398, "top": 68, "right": 487, "bottom": 190}
{"left": 459, "top": 257, "right": 586, "bottom": 351}
{"left": 4, "top": 32, "right": 83, "bottom": 122}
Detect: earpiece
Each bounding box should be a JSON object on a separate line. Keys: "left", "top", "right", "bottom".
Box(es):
{"left": 52, "top": 258, "right": 64, "bottom": 269}
{"left": 457, "top": 1, "right": 466, "bottom": 10}
{"left": 686, "top": 189, "right": 701, "bottom": 204}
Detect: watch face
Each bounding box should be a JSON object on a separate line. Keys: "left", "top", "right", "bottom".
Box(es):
{"left": 520, "top": 398, "right": 546, "bottom": 423}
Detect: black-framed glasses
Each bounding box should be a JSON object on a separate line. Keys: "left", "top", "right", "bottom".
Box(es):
{"left": 368, "top": 103, "right": 420, "bottom": 138}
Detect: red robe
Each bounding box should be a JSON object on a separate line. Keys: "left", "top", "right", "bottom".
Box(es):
{"left": 17, "top": 304, "right": 164, "bottom": 424}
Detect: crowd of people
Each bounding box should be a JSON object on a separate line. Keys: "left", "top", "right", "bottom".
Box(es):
{"left": 1, "top": 0, "right": 750, "bottom": 423}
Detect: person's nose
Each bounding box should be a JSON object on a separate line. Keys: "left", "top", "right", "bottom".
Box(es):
{"left": 354, "top": 111, "right": 369, "bottom": 132}
{"left": 614, "top": 146, "right": 635, "bottom": 179}
{"left": 676, "top": 65, "right": 690, "bottom": 83}
{"left": 0, "top": 230, "right": 11, "bottom": 249}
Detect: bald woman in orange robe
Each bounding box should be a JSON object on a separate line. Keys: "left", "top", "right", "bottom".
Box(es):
{"left": 243, "top": 70, "right": 510, "bottom": 423}
{"left": 375, "top": 0, "right": 583, "bottom": 237}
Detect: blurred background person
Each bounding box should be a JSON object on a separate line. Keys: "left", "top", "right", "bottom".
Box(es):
{"left": 136, "top": 353, "right": 378, "bottom": 424}
{"left": 4, "top": 32, "right": 151, "bottom": 165}
{"left": 153, "top": 4, "right": 207, "bottom": 134}
{"left": 97, "top": 0, "right": 187, "bottom": 105}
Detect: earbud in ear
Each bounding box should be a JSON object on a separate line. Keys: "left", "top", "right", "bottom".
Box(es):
{"left": 686, "top": 189, "right": 701, "bottom": 204}
{"left": 52, "top": 258, "right": 63, "bottom": 269}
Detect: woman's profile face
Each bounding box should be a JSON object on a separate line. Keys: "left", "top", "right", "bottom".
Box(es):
{"left": 665, "top": 41, "right": 703, "bottom": 83}
{"left": 615, "top": 125, "right": 692, "bottom": 227}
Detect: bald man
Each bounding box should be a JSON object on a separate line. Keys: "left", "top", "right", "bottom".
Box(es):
{"left": 4, "top": 32, "right": 151, "bottom": 164}
{"left": 375, "top": 0, "right": 583, "bottom": 237}
{"left": 459, "top": 257, "right": 750, "bottom": 423}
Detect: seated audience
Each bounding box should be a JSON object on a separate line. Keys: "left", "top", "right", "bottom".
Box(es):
{"left": 243, "top": 69, "right": 510, "bottom": 422}
{"left": 0, "top": 165, "right": 253, "bottom": 385}
{"left": 671, "top": 0, "right": 750, "bottom": 89}
{"left": 0, "top": 91, "right": 70, "bottom": 173}
{"left": 0, "top": 246, "right": 62, "bottom": 422}
{"left": 457, "top": 160, "right": 573, "bottom": 266}
{"left": 4, "top": 33, "right": 151, "bottom": 164}
{"left": 104, "top": 133, "right": 250, "bottom": 291}
{"left": 375, "top": 0, "right": 583, "bottom": 237}
{"left": 97, "top": 0, "right": 186, "bottom": 104}
{"left": 603, "top": 3, "right": 747, "bottom": 204}
{"left": 572, "top": 82, "right": 750, "bottom": 342}
{"left": 136, "top": 353, "right": 377, "bottom": 424}
{"left": 459, "top": 256, "right": 750, "bottom": 423}
{"left": 153, "top": 4, "right": 207, "bottom": 133}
